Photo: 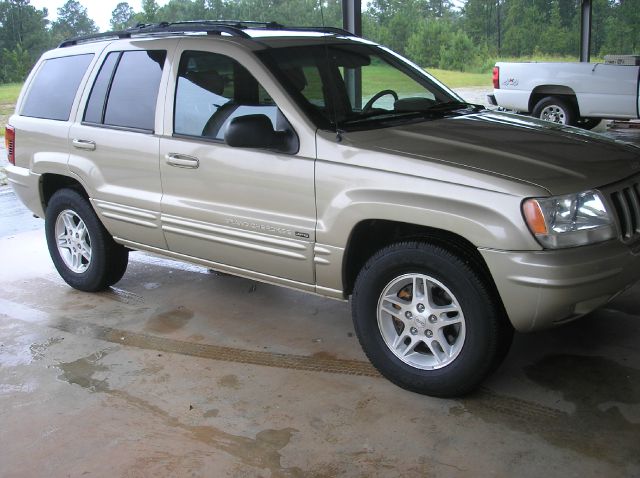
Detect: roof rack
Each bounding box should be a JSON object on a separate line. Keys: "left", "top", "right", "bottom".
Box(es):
{"left": 58, "top": 20, "right": 356, "bottom": 48}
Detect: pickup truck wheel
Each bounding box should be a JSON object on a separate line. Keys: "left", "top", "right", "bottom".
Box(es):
{"left": 45, "top": 189, "right": 129, "bottom": 292}
{"left": 532, "top": 96, "right": 576, "bottom": 126}
{"left": 351, "top": 242, "right": 511, "bottom": 397}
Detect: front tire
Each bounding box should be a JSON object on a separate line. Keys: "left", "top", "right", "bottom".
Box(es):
{"left": 45, "top": 189, "right": 128, "bottom": 292}
{"left": 351, "top": 242, "right": 512, "bottom": 397}
{"left": 532, "top": 96, "right": 576, "bottom": 126}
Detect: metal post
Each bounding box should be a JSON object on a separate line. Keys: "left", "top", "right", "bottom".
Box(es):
{"left": 580, "top": 0, "right": 592, "bottom": 62}
{"left": 342, "top": 0, "right": 362, "bottom": 109}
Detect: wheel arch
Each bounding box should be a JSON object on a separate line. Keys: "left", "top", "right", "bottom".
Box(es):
{"left": 529, "top": 85, "right": 579, "bottom": 116}
{"left": 342, "top": 219, "right": 502, "bottom": 307}
{"left": 40, "top": 173, "right": 89, "bottom": 212}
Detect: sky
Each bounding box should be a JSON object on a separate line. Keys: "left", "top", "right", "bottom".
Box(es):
{"left": 30, "top": 0, "right": 456, "bottom": 34}
{"left": 30, "top": 0, "right": 170, "bottom": 32}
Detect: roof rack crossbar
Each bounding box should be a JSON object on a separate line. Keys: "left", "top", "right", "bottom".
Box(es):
{"left": 58, "top": 20, "right": 356, "bottom": 48}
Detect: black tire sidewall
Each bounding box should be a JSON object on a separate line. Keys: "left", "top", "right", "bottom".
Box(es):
{"left": 45, "top": 189, "right": 115, "bottom": 292}
{"left": 352, "top": 243, "right": 502, "bottom": 397}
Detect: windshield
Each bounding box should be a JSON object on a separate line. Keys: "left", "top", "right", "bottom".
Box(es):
{"left": 257, "top": 43, "right": 468, "bottom": 131}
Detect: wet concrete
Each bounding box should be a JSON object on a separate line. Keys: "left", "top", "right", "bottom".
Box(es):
{"left": 1, "top": 131, "right": 640, "bottom": 476}
{"left": 0, "top": 186, "right": 43, "bottom": 237}
{"left": 1, "top": 226, "right": 640, "bottom": 477}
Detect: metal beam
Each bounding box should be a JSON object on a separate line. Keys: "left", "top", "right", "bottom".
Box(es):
{"left": 580, "top": 0, "right": 592, "bottom": 62}
{"left": 342, "top": 0, "right": 362, "bottom": 109}
{"left": 342, "top": 0, "right": 362, "bottom": 36}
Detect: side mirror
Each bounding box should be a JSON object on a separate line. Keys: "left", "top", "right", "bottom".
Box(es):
{"left": 225, "top": 114, "right": 292, "bottom": 152}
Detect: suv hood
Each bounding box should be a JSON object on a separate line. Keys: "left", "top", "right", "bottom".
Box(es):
{"left": 347, "top": 111, "right": 640, "bottom": 195}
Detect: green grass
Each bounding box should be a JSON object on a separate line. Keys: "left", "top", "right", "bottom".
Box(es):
{"left": 424, "top": 68, "right": 491, "bottom": 88}
{"left": 362, "top": 65, "right": 490, "bottom": 95}
{"left": 0, "top": 82, "right": 21, "bottom": 104}
{"left": 0, "top": 83, "right": 21, "bottom": 135}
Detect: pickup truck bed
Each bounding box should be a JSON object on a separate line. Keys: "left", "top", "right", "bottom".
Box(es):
{"left": 490, "top": 62, "right": 640, "bottom": 127}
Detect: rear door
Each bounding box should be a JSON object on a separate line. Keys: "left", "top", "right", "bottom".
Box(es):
{"left": 68, "top": 40, "right": 177, "bottom": 248}
{"left": 159, "top": 40, "right": 317, "bottom": 284}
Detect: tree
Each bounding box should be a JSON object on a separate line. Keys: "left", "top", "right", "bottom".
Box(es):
{"left": 50, "top": 0, "right": 98, "bottom": 42}
{"left": 407, "top": 18, "right": 454, "bottom": 67}
{"left": 110, "top": 2, "right": 136, "bottom": 31}
{"left": 136, "top": 0, "right": 159, "bottom": 23}
{"left": 0, "top": 0, "right": 52, "bottom": 83}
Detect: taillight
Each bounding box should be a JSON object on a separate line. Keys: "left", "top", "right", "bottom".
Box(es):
{"left": 492, "top": 66, "right": 500, "bottom": 89}
{"left": 5, "top": 125, "right": 15, "bottom": 166}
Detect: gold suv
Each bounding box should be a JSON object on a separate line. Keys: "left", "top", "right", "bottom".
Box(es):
{"left": 5, "top": 21, "right": 640, "bottom": 397}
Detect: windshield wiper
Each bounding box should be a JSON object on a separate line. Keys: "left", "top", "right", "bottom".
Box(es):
{"left": 341, "top": 109, "right": 443, "bottom": 126}
{"left": 424, "top": 100, "right": 485, "bottom": 112}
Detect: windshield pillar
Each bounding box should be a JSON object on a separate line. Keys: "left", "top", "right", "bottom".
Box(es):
{"left": 342, "top": 0, "right": 363, "bottom": 109}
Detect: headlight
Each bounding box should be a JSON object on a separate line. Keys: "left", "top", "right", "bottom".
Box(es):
{"left": 522, "top": 190, "right": 616, "bottom": 248}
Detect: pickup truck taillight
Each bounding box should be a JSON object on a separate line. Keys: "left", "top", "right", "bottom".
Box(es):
{"left": 492, "top": 66, "right": 500, "bottom": 89}
{"left": 5, "top": 125, "right": 15, "bottom": 165}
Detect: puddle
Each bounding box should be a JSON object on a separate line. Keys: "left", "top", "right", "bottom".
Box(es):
{"left": 218, "top": 374, "right": 241, "bottom": 389}
{"left": 55, "top": 350, "right": 301, "bottom": 476}
{"left": 454, "top": 354, "right": 640, "bottom": 467}
{"left": 57, "top": 350, "right": 112, "bottom": 393}
{"left": 144, "top": 306, "right": 194, "bottom": 333}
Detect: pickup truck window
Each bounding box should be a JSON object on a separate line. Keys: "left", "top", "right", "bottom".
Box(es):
{"left": 174, "top": 50, "right": 278, "bottom": 139}
{"left": 21, "top": 54, "right": 94, "bottom": 121}
{"left": 84, "top": 50, "right": 167, "bottom": 132}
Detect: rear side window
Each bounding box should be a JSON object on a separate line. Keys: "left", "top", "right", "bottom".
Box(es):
{"left": 22, "top": 54, "right": 93, "bottom": 121}
{"left": 84, "top": 50, "right": 167, "bottom": 131}
{"left": 83, "top": 52, "right": 119, "bottom": 124}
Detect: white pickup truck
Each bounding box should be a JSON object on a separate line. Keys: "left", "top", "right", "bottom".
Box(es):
{"left": 489, "top": 61, "right": 640, "bottom": 129}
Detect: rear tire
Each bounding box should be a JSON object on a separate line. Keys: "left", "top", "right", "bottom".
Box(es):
{"left": 351, "top": 242, "right": 512, "bottom": 398}
{"left": 45, "top": 189, "right": 128, "bottom": 292}
{"left": 532, "top": 96, "right": 576, "bottom": 126}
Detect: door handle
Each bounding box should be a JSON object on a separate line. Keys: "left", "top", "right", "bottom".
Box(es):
{"left": 166, "top": 153, "right": 199, "bottom": 169}
{"left": 72, "top": 139, "right": 96, "bottom": 151}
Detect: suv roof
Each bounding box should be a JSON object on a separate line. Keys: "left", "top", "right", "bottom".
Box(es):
{"left": 59, "top": 20, "right": 357, "bottom": 49}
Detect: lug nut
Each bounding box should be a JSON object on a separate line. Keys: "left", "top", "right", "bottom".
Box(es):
{"left": 429, "top": 315, "right": 437, "bottom": 323}
{"left": 416, "top": 303, "right": 425, "bottom": 313}
{"left": 405, "top": 311, "right": 413, "bottom": 319}
{"left": 425, "top": 330, "right": 433, "bottom": 338}
{"left": 410, "top": 327, "right": 418, "bottom": 335}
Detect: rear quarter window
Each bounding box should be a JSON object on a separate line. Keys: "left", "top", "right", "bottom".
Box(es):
{"left": 21, "top": 54, "right": 94, "bottom": 121}
{"left": 83, "top": 50, "right": 167, "bottom": 132}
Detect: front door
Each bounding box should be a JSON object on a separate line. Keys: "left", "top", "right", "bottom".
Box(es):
{"left": 159, "top": 45, "right": 316, "bottom": 284}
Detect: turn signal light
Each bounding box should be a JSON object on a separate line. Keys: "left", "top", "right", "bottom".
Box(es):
{"left": 522, "top": 199, "right": 548, "bottom": 235}
{"left": 5, "top": 125, "right": 15, "bottom": 165}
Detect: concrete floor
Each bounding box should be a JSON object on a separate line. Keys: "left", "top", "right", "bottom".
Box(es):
{"left": 1, "top": 128, "right": 640, "bottom": 477}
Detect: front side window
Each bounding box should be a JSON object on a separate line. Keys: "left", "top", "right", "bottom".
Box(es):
{"left": 22, "top": 54, "right": 94, "bottom": 121}
{"left": 84, "top": 50, "right": 167, "bottom": 131}
{"left": 258, "top": 44, "right": 462, "bottom": 131}
{"left": 174, "top": 50, "right": 285, "bottom": 140}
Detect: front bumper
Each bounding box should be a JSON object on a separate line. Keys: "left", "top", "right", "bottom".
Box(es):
{"left": 480, "top": 240, "right": 640, "bottom": 332}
